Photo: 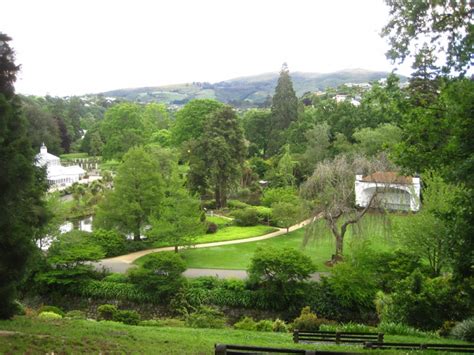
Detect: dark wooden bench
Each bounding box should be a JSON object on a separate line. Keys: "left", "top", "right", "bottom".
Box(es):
{"left": 214, "top": 344, "right": 359, "bottom": 355}
{"left": 293, "top": 330, "right": 384, "bottom": 344}
{"left": 364, "top": 342, "right": 474, "bottom": 353}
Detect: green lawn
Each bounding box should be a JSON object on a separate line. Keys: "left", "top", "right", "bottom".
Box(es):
{"left": 148, "top": 224, "right": 277, "bottom": 250}
{"left": 179, "top": 214, "right": 402, "bottom": 271}
{"left": 0, "top": 316, "right": 465, "bottom": 354}
{"left": 60, "top": 152, "right": 90, "bottom": 160}
{"left": 206, "top": 215, "right": 233, "bottom": 228}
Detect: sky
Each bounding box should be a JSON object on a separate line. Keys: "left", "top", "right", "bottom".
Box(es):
{"left": 1, "top": 0, "right": 412, "bottom": 96}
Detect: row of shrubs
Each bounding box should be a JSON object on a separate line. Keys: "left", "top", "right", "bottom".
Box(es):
{"left": 31, "top": 303, "right": 474, "bottom": 342}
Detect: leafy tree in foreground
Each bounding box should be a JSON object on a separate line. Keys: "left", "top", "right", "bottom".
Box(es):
{"left": 95, "top": 147, "right": 163, "bottom": 240}
{"left": 0, "top": 33, "right": 48, "bottom": 319}
{"left": 272, "top": 202, "right": 304, "bottom": 233}
{"left": 382, "top": 0, "right": 473, "bottom": 75}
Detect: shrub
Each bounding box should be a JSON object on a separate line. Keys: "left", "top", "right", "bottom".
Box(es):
{"left": 186, "top": 306, "right": 227, "bottom": 329}
{"left": 293, "top": 307, "right": 320, "bottom": 331}
{"left": 451, "top": 318, "right": 474, "bottom": 342}
{"left": 272, "top": 319, "right": 288, "bottom": 333}
{"left": 202, "top": 200, "right": 217, "bottom": 210}
{"left": 232, "top": 207, "right": 259, "bottom": 226}
{"left": 113, "top": 309, "right": 141, "bottom": 325}
{"left": 248, "top": 248, "right": 315, "bottom": 311}
{"left": 13, "top": 300, "right": 26, "bottom": 316}
{"left": 227, "top": 199, "right": 251, "bottom": 209}
{"left": 439, "top": 321, "right": 457, "bottom": 337}
{"left": 261, "top": 187, "right": 299, "bottom": 207}
{"left": 90, "top": 229, "right": 127, "bottom": 257}
{"left": 65, "top": 310, "right": 86, "bottom": 320}
{"left": 206, "top": 222, "right": 218, "bottom": 234}
{"left": 97, "top": 304, "right": 118, "bottom": 320}
{"left": 139, "top": 318, "right": 185, "bottom": 327}
{"left": 234, "top": 317, "right": 257, "bottom": 331}
{"left": 80, "top": 280, "right": 152, "bottom": 303}
{"left": 320, "top": 322, "right": 373, "bottom": 333}
{"left": 378, "top": 321, "right": 438, "bottom": 338}
{"left": 256, "top": 320, "right": 274, "bottom": 332}
{"left": 128, "top": 252, "right": 187, "bottom": 301}
{"left": 103, "top": 273, "right": 129, "bottom": 283}
{"left": 38, "top": 311, "right": 62, "bottom": 320}
{"left": 38, "top": 305, "right": 64, "bottom": 317}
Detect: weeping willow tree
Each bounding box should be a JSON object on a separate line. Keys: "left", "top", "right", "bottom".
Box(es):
{"left": 300, "top": 154, "right": 394, "bottom": 265}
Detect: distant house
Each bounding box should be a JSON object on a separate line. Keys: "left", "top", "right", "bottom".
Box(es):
{"left": 355, "top": 172, "right": 421, "bottom": 212}
{"left": 35, "top": 143, "right": 85, "bottom": 188}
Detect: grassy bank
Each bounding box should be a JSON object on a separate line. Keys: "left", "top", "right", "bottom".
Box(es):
{"left": 0, "top": 316, "right": 465, "bottom": 354}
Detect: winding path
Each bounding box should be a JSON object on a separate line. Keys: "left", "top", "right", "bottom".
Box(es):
{"left": 94, "top": 215, "right": 322, "bottom": 279}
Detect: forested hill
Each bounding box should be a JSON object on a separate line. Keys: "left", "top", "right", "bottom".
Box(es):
{"left": 101, "top": 69, "right": 403, "bottom": 107}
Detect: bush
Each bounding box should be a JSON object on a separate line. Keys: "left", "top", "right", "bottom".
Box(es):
{"left": 261, "top": 187, "right": 299, "bottom": 207}
{"left": 206, "top": 222, "right": 218, "bottom": 234}
{"left": 201, "top": 200, "right": 216, "bottom": 210}
{"left": 90, "top": 229, "right": 127, "bottom": 257}
{"left": 65, "top": 310, "right": 86, "bottom": 320}
{"left": 227, "top": 199, "right": 251, "bottom": 209}
{"left": 256, "top": 320, "right": 274, "bottom": 332}
{"left": 439, "top": 321, "right": 457, "bottom": 337}
{"left": 13, "top": 300, "right": 26, "bottom": 316}
{"left": 97, "top": 304, "right": 118, "bottom": 320}
{"left": 80, "top": 280, "right": 152, "bottom": 303}
{"left": 128, "top": 253, "right": 187, "bottom": 301}
{"left": 186, "top": 306, "right": 227, "bottom": 329}
{"left": 451, "top": 318, "right": 474, "bottom": 342}
{"left": 378, "top": 321, "right": 437, "bottom": 338}
{"left": 103, "top": 273, "right": 129, "bottom": 283}
{"left": 320, "top": 322, "right": 372, "bottom": 333}
{"left": 293, "top": 307, "right": 320, "bottom": 331}
{"left": 38, "top": 311, "right": 62, "bottom": 320}
{"left": 272, "top": 319, "right": 288, "bottom": 333}
{"left": 232, "top": 207, "right": 259, "bottom": 226}
{"left": 113, "top": 309, "right": 141, "bottom": 325}
{"left": 234, "top": 316, "right": 257, "bottom": 331}
{"left": 139, "top": 318, "right": 185, "bottom": 328}
{"left": 38, "top": 305, "right": 64, "bottom": 317}
{"left": 248, "top": 248, "right": 315, "bottom": 311}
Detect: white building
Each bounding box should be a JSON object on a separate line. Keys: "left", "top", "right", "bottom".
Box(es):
{"left": 355, "top": 172, "right": 421, "bottom": 212}
{"left": 35, "top": 143, "right": 86, "bottom": 188}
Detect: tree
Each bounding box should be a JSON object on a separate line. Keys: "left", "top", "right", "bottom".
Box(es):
{"left": 171, "top": 99, "right": 223, "bottom": 146}
{"left": 55, "top": 116, "right": 71, "bottom": 153}
{"left": 353, "top": 123, "right": 402, "bottom": 156}
{"left": 382, "top": 0, "right": 473, "bottom": 75}
{"left": 301, "top": 155, "right": 392, "bottom": 264}
{"left": 100, "top": 103, "right": 145, "bottom": 160}
{"left": 268, "top": 63, "right": 298, "bottom": 156}
{"left": 302, "top": 123, "right": 331, "bottom": 170}
{"left": 272, "top": 202, "right": 304, "bottom": 233}
{"left": 248, "top": 247, "right": 316, "bottom": 310}
{"left": 242, "top": 109, "right": 272, "bottom": 157}
{"left": 149, "top": 186, "right": 205, "bottom": 253}
{"left": 0, "top": 33, "right": 48, "bottom": 319}
{"left": 94, "top": 147, "right": 163, "bottom": 240}
{"left": 394, "top": 172, "right": 463, "bottom": 276}
{"left": 187, "top": 106, "right": 246, "bottom": 208}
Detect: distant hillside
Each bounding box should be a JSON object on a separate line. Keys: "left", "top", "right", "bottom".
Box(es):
{"left": 100, "top": 69, "right": 404, "bottom": 107}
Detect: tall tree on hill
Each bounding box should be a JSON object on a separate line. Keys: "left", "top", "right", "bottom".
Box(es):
{"left": 268, "top": 63, "right": 298, "bottom": 156}
{"left": 0, "top": 33, "right": 47, "bottom": 319}
{"left": 187, "top": 106, "right": 246, "bottom": 208}
{"left": 55, "top": 116, "right": 71, "bottom": 153}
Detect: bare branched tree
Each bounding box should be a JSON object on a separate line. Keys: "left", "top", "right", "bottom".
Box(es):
{"left": 300, "top": 154, "right": 395, "bottom": 265}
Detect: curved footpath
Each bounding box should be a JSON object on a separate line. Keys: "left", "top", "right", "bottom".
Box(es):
{"left": 93, "top": 215, "right": 326, "bottom": 280}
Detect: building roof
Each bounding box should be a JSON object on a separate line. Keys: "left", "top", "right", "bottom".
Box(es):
{"left": 361, "top": 172, "right": 413, "bottom": 184}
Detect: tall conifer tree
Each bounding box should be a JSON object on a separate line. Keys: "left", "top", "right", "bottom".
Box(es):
{"left": 268, "top": 63, "right": 298, "bottom": 156}
{"left": 0, "top": 33, "right": 47, "bottom": 319}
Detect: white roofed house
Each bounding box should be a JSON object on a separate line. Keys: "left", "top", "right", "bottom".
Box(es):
{"left": 355, "top": 172, "right": 421, "bottom": 212}
{"left": 35, "top": 143, "right": 86, "bottom": 189}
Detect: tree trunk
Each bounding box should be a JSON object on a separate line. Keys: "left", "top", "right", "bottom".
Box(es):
{"left": 174, "top": 245, "right": 178, "bottom": 253}
{"left": 134, "top": 221, "right": 141, "bottom": 241}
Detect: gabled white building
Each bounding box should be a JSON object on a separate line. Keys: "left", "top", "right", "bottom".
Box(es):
{"left": 355, "top": 172, "right": 421, "bottom": 212}
{"left": 35, "top": 143, "right": 85, "bottom": 188}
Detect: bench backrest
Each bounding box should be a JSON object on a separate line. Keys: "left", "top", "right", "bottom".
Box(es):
{"left": 293, "top": 330, "right": 384, "bottom": 344}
